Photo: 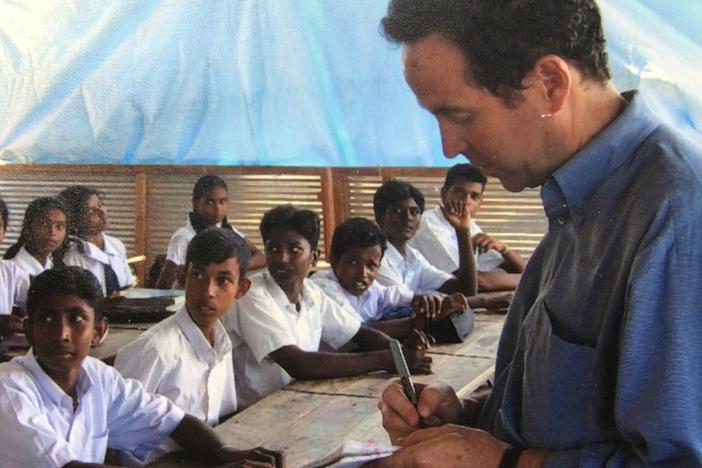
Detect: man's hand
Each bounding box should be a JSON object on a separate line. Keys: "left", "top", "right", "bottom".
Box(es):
{"left": 0, "top": 315, "right": 24, "bottom": 337}
{"left": 441, "top": 200, "right": 471, "bottom": 233}
{"left": 472, "top": 232, "right": 507, "bottom": 254}
{"left": 216, "top": 446, "right": 285, "bottom": 467}
{"left": 378, "top": 379, "right": 465, "bottom": 444}
{"left": 440, "top": 293, "right": 468, "bottom": 318}
{"left": 369, "top": 425, "right": 509, "bottom": 468}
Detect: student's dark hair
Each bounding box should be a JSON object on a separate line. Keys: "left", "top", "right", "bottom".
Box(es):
{"left": 58, "top": 185, "right": 103, "bottom": 238}
{"left": 381, "top": 0, "right": 610, "bottom": 105}
{"left": 260, "top": 204, "right": 320, "bottom": 250}
{"left": 190, "top": 175, "right": 232, "bottom": 233}
{"left": 330, "top": 218, "right": 387, "bottom": 263}
{"left": 26, "top": 266, "right": 104, "bottom": 321}
{"left": 185, "top": 227, "right": 251, "bottom": 277}
{"left": 0, "top": 196, "right": 8, "bottom": 230}
{"left": 4, "top": 197, "right": 67, "bottom": 260}
{"left": 373, "top": 180, "right": 425, "bottom": 223}
{"left": 444, "top": 163, "right": 487, "bottom": 190}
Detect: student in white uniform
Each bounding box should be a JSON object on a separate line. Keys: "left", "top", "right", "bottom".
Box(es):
{"left": 4, "top": 197, "right": 67, "bottom": 277}
{"left": 373, "top": 180, "right": 511, "bottom": 311}
{"left": 411, "top": 164, "right": 526, "bottom": 291}
{"left": 155, "top": 175, "right": 265, "bottom": 289}
{"left": 115, "top": 228, "right": 253, "bottom": 457}
{"left": 0, "top": 197, "right": 30, "bottom": 338}
{"left": 223, "top": 205, "right": 432, "bottom": 409}
{"left": 0, "top": 266, "right": 281, "bottom": 467}
{"left": 55, "top": 186, "right": 133, "bottom": 295}
{"left": 312, "top": 217, "right": 456, "bottom": 339}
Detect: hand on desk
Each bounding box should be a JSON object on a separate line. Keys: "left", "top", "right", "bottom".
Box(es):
{"left": 401, "top": 330, "right": 433, "bottom": 374}
{"left": 217, "top": 445, "right": 285, "bottom": 467}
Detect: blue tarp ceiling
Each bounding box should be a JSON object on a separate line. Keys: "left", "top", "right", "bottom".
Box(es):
{"left": 0, "top": 1, "right": 700, "bottom": 166}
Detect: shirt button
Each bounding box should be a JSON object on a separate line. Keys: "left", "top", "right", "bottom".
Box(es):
{"left": 557, "top": 216, "right": 567, "bottom": 225}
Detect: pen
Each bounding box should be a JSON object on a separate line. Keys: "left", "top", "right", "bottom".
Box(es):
{"left": 389, "top": 339, "right": 418, "bottom": 405}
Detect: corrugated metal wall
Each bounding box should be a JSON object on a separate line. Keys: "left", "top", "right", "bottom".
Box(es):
{"left": 0, "top": 166, "right": 546, "bottom": 282}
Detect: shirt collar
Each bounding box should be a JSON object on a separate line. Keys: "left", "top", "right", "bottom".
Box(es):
{"left": 384, "top": 242, "right": 418, "bottom": 266}
{"left": 17, "top": 246, "right": 52, "bottom": 270}
{"left": 80, "top": 239, "right": 111, "bottom": 264}
{"left": 541, "top": 91, "right": 659, "bottom": 220}
{"left": 20, "top": 349, "right": 94, "bottom": 407}
{"left": 175, "top": 305, "right": 232, "bottom": 361}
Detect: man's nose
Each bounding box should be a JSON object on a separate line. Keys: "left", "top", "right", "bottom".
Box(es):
{"left": 439, "top": 121, "right": 465, "bottom": 159}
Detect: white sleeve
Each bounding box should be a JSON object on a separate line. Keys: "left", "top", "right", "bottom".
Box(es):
{"left": 0, "top": 379, "right": 78, "bottom": 467}
{"left": 411, "top": 216, "right": 458, "bottom": 273}
{"left": 231, "top": 291, "right": 298, "bottom": 363}
{"left": 166, "top": 230, "right": 190, "bottom": 265}
{"left": 104, "top": 366, "right": 185, "bottom": 460}
{"left": 378, "top": 283, "right": 414, "bottom": 310}
{"left": 109, "top": 236, "right": 135, "bottom": 288}
{"left": 317, "top": 289, "right": 362, "bottom": 349}
{"left": 114, "top": 338, "right": 170, "bottom": 395}
{"left": 12, "top": 266, "right": 30, "bottom": 311}
{"left": 414, "top": 251, "right": 454, "bottom": 293}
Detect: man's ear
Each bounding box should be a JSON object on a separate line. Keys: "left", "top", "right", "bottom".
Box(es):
{"left": 175, "top": 264, "right": 187, "bottom": 287}
{"left": 440, "top": 186, "right": 448, "bottom": 205}
{"left": 311, "top": 249, "right": 320, "bottom": 267}
{"left": 526, "top": 54, "right": 571, "bottom": 115}
{"left": 235, "top": 277, "right": 252, "bottom": 299}
{"left": 91, "top": 317, "right": 109, "bottom": 346}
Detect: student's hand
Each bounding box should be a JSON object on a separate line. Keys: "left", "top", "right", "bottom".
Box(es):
{"left": 216, "top": 445, "right": 285, "bottom": 467}
{"left": 367, "top": 425, "right": 510, "bottom": 468}
{"left": 401, "top": 339, "right": 433, "bottom": 375}
{"left": 411, "top": 294, "right": 443, "bottom": 322}
{"left": 441, "top": 200, "right": 472, "bottom": 233}
{"left": 477, "top": 292, "right": 514, "bottom": 310}
{"left": 472, "top": 232, "right": 507, "bottom": 254}
{"left": 378, "top": 379, "right": 465, "bottom": 444}
{"left": 0, "top": 315, "right": 24, "bottom": 337}
{"left": 439, "top": 293, "right": 468, "bottom": 318}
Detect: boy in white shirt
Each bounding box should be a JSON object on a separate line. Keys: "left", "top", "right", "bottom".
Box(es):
{"left": 374, "top": 180, "right": 511, "bottom": 311}
{"left": 115, "top": 229, "right": 253, "bottom": 443}
{"left": 0, "top": 266, "right": 281, "bottom": 467}
{"left": 224, "top": 205, "right": 432, "bottom": 409}
{"left": 312, "top": 217, "right": 453, "bottom": 338}
{"left": 411, "top": 164, "right": 526, "bottom": 291}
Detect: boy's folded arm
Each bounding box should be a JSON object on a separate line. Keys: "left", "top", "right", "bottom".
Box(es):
{"left": 269, "top": 344, "right": 394, "bottom": 379}
{"left": 476, "top": 271, "right": 521, "bottom": 291}
{"left": 349, "top": 324, "right": 393, "bottom": 351}
{"left": 367, "top": 316, "right": 414, "bottom": 339}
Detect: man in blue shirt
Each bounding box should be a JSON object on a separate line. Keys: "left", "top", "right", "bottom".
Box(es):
{"left": 376, "top": 0, "right": 702, "bottom": 467}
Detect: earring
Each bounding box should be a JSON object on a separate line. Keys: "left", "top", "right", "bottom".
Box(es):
{"left": 540, "top": 113, "right": 552, "bottom": 119}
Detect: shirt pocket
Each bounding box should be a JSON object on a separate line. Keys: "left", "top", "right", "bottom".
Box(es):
{"left": 520, "top": 297, "right": 603, "bottom": 449}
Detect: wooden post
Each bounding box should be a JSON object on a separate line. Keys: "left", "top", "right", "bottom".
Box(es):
{"left": 133, "top": 172, "right": 148, "bottom": 285}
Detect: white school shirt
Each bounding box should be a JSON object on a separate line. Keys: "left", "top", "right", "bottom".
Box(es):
{"left": 411, "top": 206, "right": 505, "bottom": 274}
{"left": 376, "top": 242, "right": 453, "bottom": 294}
{"left": 223, "top": 271, "right": 361, "bottom": 409}
{"left": 166, "top": 218, "right": 245, "bottom": 266}
{"left": 310, "top": 269, "right": 413, "bottom": 322}
{"left": 62, "top": 234, "right": 134, "bottom": 294}
{"left": 114, "top": 305, "right": 237, "bottom": 426}
{"left": 0, "top": 351, "right": 185, "bottom": 467}
{"left": 0, "top": 260, "right": 30, "bottom": 315}
{"left": 8, "top": 245, "right": 52, "bottom": 277}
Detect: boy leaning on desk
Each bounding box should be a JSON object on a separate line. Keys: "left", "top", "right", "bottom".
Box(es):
{"left": 0, "top": 263, "right": 283, "bottom": 467}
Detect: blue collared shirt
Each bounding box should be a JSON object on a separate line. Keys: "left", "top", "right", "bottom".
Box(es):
{"left": 477, "top": 91, "right": 702, "bottom": 467}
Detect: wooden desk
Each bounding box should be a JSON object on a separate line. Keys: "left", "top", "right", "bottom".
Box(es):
{"left": 210, "top": 312, "right": 506, "bottom": 467}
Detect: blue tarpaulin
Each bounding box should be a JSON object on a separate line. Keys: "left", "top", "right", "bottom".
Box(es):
{"left": 0, "top": 1, "right": 700, "bottom": 166}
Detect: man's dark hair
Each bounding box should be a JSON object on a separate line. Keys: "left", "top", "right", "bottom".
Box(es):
{"left": 185, "top": 227, "right": 251, "bottom": 277}
{"left": 4, "top": 197, "right": 67, "bottom": 260}
{"left": 330, "top": 217, "right": 387, "bottom": 263}
{"left": 444, "top": 163, "right": 487, "bottom": 190}
{"left": 373, "top": 180, "right": 425, "bottom": 223}
{"left": 193, "top": 175, "right": 228, "bottom": 205}
{"left": 381, "top": 0, "right": 610, "bottom": 104}
{"left": 0, "top": 196, "right": 8, "bottom": 231}
{"left": 27, "top": 266, "right": 104, "bottom": 321}
{"left": 260, "top": 204, "right": 320, "bottom": 250}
